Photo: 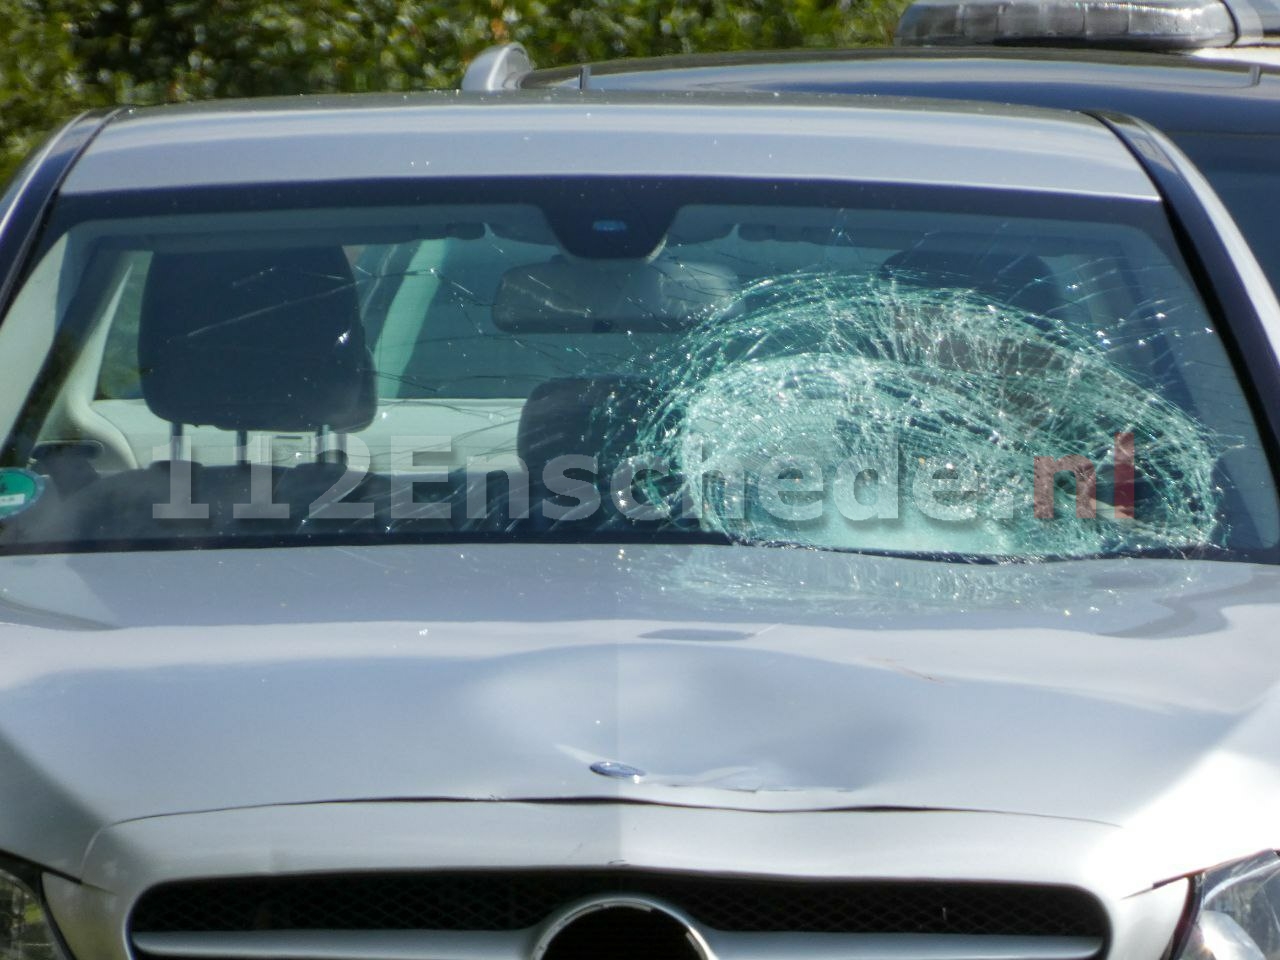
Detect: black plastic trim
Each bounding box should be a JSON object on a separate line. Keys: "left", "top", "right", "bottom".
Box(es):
{"left": 1160, "top": 872, "right": 1202, "bottom": 960}
{"left": 129, "top": 871, "right": 1110, "bottom": 939}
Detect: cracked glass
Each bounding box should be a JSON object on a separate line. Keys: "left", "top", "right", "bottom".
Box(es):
{"left": 0, "top": 177, "right": 1275, "bottom": 560}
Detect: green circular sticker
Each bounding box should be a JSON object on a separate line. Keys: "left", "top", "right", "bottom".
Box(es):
{"left": 0, "top": 469, "right": 45, "bottom": 520}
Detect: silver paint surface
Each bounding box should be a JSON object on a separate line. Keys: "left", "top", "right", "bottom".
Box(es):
{"left": 59, "top": 93, "right": 1160, "bottom": 201}
{"left": 1, "top": 543, "right": 1278, "bottom": 887}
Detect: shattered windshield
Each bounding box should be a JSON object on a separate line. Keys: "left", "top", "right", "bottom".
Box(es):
{"left": 0, "top": 177, "right": 1275, "bottom": 560}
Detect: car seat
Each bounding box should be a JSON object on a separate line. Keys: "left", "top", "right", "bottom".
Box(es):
{"left": 46, "top": 246, "right": 378, "bottom": 543}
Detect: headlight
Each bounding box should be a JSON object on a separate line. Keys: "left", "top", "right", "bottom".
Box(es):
{"left": 1176, "top": 852, "right": 1280, "bottom": 959}
{"left": 0, "top": 864, "right": 67, "bottom": 960}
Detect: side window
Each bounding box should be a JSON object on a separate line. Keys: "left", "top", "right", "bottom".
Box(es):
{"left": 372, "top": 239, "right": 449, "bottom": 399}
{"left": 96, "top": 251, "right": 151, "bottom": 400}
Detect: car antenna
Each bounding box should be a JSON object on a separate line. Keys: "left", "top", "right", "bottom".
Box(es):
{"left": 461, "top": 42, "right": 535, "bottom": 91}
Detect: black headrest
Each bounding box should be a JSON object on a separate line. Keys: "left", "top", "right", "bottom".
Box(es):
{"left": 139, "top": 247, "right": 376, "bottom": 432}
{"left": 880, "top": 243, "right": 1061, "bottom": 317}
{"left": 518, "top": 376, "right": 656, "bottom": 474}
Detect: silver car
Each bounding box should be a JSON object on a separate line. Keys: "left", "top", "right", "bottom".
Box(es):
{"left": 1, "top": 91, "right": 1279, "bottom": 960}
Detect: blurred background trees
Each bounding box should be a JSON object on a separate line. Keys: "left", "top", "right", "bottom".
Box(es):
{"left": 1, "top": 0, "right": 908, "bottom": 182}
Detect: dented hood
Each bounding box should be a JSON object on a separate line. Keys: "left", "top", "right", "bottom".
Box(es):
{"left": 2, "top": 542, "right": 1280, "bottom": 874}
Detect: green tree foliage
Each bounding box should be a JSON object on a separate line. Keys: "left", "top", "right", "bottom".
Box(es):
{"left": 1, "top": 0, "right": 908, "bottom": 182}
{"left": 1, "top": 0, "right": 109, "bottom": 179}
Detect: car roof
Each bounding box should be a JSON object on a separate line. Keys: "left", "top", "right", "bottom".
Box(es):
{"left": 61, "top": 90, "right": 1157, "bottom": 201}
{"left": 522, "top": 48, "right": 1280, "bottom": 134}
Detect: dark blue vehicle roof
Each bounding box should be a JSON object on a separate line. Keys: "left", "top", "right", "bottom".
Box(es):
{"left": 524, "top": 47, "right": 1280, "bottom": 293}
{"left": 524, "top": 48, "right": 1280, "bottom": 133}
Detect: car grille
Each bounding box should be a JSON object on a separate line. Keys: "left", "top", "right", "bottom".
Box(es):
{"left": 130, "top": 871, "right": 1108, "bottom": 960}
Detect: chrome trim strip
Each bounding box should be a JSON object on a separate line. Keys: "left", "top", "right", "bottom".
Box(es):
{"left": 705, "top": 932, "right": 1104, "bottom": 959}
{"left": 134, "top": 929, "right": 1102, "bottom": 960}
{"left": 132, "top": 930, "right": 533, "bottom": 960}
